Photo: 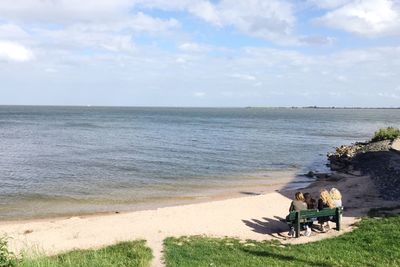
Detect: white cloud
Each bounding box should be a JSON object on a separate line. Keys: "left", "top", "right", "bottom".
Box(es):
{"left": 44, "top": 67, "right": 58, "bottom": 73}
{"left": 0, "top": 1, "right": 180, "bottom": 54}
{"left": 128, "top": 12, "right": 180, "bottom": 33}
{"left": 0, "top": 41, "right": 33, "bottom": 62}
{"left": 139, "top": 0, "right": 297, "bottom": 44}
{"left": 378, "top": 92, "right": 400, "bottom": 99}
{"left": 34, "top": 27, "right": 136, "bottom": 53}
{"left": 0, "top": 0, "right": 331, "bottom": 48}
{"left": 336, "top": 75, "right": 347, "bottom": 82}
{"left": 0, "top": 23, "right": 29, "bottom": 39}
{"left": 307, "top": 0, "right": 349, "bottom": 9}
{"left": 187, "top": 1, "right": 221, "bottom": 26}
{"left": 243, "top": 47, "right": 313, "bottom": 66}
{"left": 207, "top": 0, "right": 296, "bottom": 44}
{"left": 136, "top": 0, "right": 191, "bottom": 11}
{"left": 194, "top": 92, "right": 206, "bottom": 97}
{"left": 316, "top": 0, "right": 400, "bottom": 36}
{"left": 175, "top": 57, "right": 187, "bottom": 64}
{"left": 0, "top": 0, "right": 134, "bottom": 23}
{"left": 299, "top": 35, "right": 335, "bottom": 45}
{"left": 179, "top": 42, "right": 210, "bottom": 53}
{"left": 229, "top": 73, "right": 257, "bottom": 81}
{"left": 27, "top": 12, "right": 179, "bottom": 54}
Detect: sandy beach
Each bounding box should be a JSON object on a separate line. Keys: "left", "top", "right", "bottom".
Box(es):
{"left": 2, "top": 171, "right": 399, "bottom": 267}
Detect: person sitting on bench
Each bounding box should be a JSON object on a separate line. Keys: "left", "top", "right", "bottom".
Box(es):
{"left": 330, "top": 188, "right": 342, "bottom": 207}
{"left": 289, "top": 192, "right": 307, "bottom": 212}
{"left": 318, "top": 189, "right": 335, "bottom": 232}
{"left": 288, "top": 192, "right": 310, "bottom": 236}
{"left": 304, "top": 192, "right": 316, "bottom": 209}
{"left": 304, "top": 192, "right": 317, "bottom": 229}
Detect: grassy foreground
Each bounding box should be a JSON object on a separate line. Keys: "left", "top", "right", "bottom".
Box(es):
{"left": 7, "top": 241, "right": 152, "bottom": 267}
{"left": 164, "top": 216, "right": 400, "bottom": 267}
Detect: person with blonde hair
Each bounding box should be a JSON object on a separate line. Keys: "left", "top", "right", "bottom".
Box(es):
{"left": 330, "top": 188, "right": 342, "bottom": 207}
{"left": 318, "top": 189, "right": 335, "bottom": 232}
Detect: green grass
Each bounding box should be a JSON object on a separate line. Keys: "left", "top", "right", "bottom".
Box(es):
{"left": 371, "top": 127, "right": 400, "bottom": 142}
{"left": 18, "top": 241, "right": 152, "bottom": 267}
{"left": 164, "top": 216, "right": 400, "bottom": 267}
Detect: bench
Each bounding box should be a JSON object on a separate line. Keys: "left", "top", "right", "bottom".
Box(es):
{"left": 286, "top": 207, "right": 343, "bottom": 237}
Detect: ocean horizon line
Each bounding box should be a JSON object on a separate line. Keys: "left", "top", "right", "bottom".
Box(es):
{"left": 0, "top": 104, "right": 400, "bottom": 109}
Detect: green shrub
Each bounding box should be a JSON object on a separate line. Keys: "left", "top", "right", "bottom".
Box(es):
{"left": 0, "top": 237, "right": 16, "bottom": 267}
{"left": 372, "top": 127, "right": 400, "bottom": 142}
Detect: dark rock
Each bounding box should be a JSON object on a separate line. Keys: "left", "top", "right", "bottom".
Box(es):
{"left": 305, "top": 171, "right": 315, "bottom": 178}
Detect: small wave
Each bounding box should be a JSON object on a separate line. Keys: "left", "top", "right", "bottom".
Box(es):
{"left": 2, "top": 193, "right": 85, "bottom": 203}
{"left": 63, "top": 122, "right": 103, "bottom": 129}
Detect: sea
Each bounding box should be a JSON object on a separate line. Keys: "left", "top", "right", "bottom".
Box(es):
{"left": 1, "top": 106, "right": 399, "bottom": 220}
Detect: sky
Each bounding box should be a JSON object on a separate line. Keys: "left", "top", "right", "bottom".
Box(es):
{"left": 0, "top": 0, "right": 400, "bottom": 107}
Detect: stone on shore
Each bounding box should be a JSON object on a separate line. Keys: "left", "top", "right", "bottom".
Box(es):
{"left": 391, "top": 138, "right": 400, "bottom": 152}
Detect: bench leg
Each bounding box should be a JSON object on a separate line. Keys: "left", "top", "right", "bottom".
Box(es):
{"left": 336, "top": 209, "right": 342, "bottom": 231}
{"left": 295, "top": 212, "right": 300, "bottom": 238}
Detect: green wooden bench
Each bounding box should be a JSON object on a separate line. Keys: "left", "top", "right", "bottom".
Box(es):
{"left": 286, "top": 207, "right": 343, "bottom": 237}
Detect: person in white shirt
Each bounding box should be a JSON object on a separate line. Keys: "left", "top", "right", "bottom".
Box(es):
{"left": 330, "top": 188, "right": 342, "bottom": 207}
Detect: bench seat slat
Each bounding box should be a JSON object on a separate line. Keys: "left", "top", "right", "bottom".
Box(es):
{"left": 287, "top": 207, "right": 343, "bottom": 222}
{"left": 285, "top": 207, "right": 343, "bottom": 237}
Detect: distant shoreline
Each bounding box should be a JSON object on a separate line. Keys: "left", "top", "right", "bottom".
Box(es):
{"left": 0, "top": 104, "right": 399, "bottom": 109}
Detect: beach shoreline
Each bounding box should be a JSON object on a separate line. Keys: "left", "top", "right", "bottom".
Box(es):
{"left": 1, "top": 171, "right": 313, "bottom": 224}
{"left": 0, "top": 169, "right": 315, "bottom": 222}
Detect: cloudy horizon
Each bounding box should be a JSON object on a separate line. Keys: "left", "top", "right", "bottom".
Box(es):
{"left": 1, "top": 0, "right": 400, "bottom": 107}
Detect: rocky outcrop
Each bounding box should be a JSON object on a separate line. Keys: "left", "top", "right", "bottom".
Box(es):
{"left": 327, "top": 140, "right": 392, "bottom": 172}
{"left": 327, "top": 138, "right": 400, "bottom": 201}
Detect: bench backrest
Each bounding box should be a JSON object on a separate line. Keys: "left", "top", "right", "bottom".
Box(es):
{"left": 287, "top": 207, "right": 343, "bottom": 221}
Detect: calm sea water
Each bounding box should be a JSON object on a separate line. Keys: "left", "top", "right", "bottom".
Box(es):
{"left": 1, "top": 106, "right": 399, "bottom": 219}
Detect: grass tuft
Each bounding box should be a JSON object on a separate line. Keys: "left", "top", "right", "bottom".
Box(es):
{"left": 371, "top": 127, "right": 400, "bottom": 142}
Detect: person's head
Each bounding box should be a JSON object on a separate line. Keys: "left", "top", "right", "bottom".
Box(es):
{"left": 320, "top": 189, "right": 335, "bottom": 208}
{"left": 303, "top": 192, "right": 312, "bottom": 202}
{"left": 330, "top": 188, "right": 342, "bottom": 200}
{"left": 295, "top": 192, "right": 305, "bottom": 201}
